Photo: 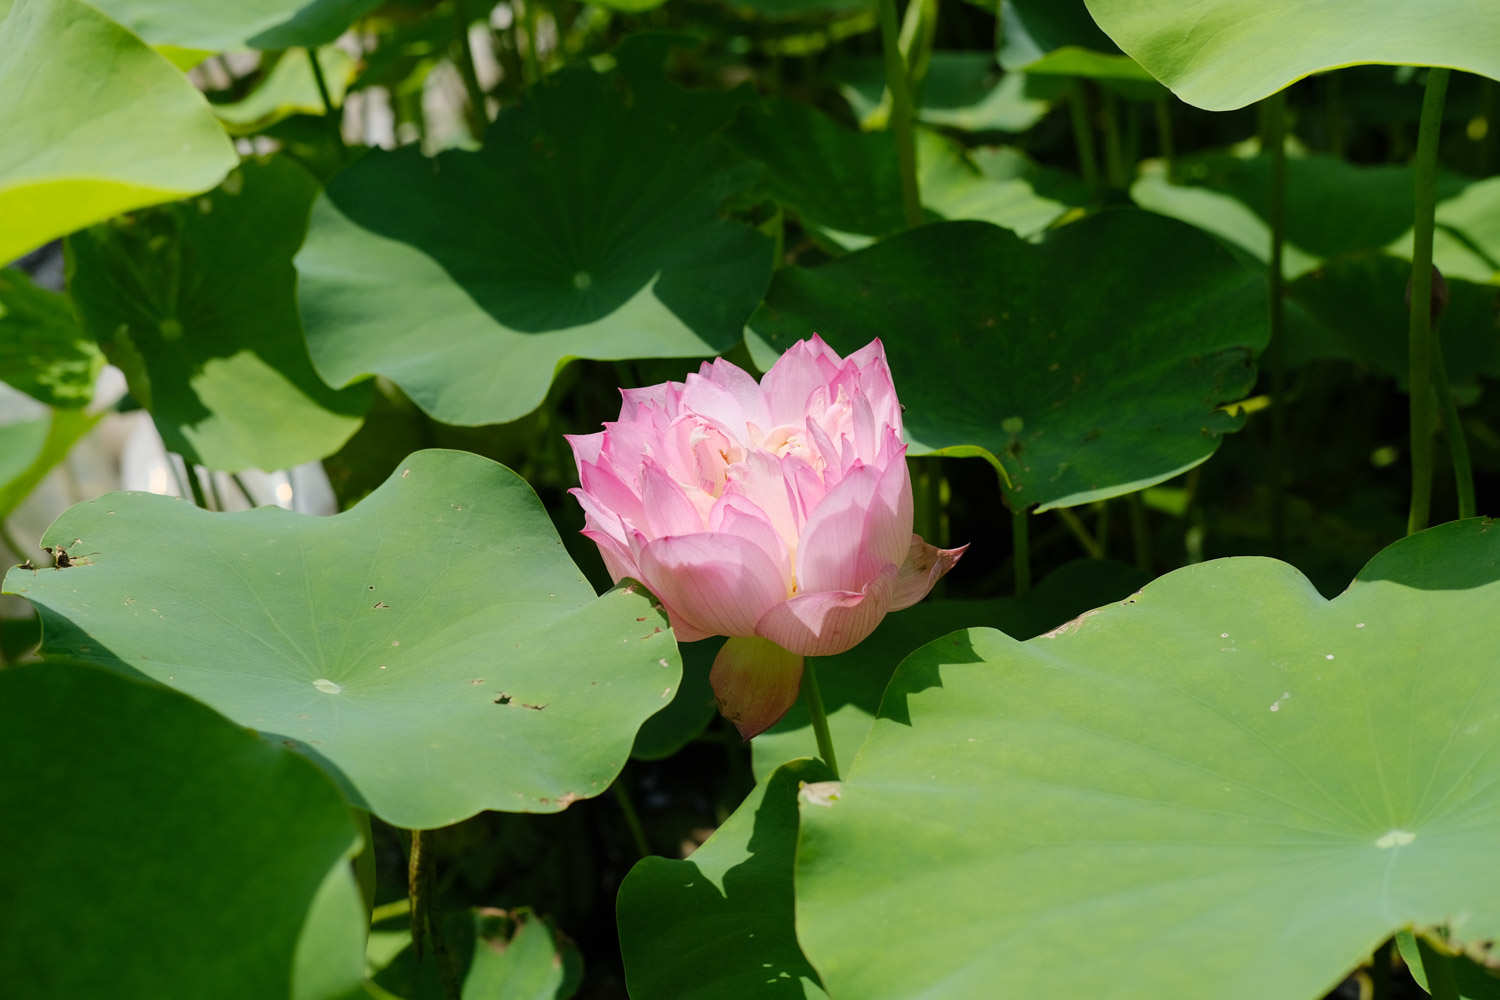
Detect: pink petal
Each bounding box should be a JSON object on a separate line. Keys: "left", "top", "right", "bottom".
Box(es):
{"left": 795, "top": 443, "right": 911, "bottom": 594}
{"left": 888, "top": 535, "right": 967, "bottom": 612}
{"left": 722, "top": 450, "right": 800, "bottom": 546}
{"left": 754, "top": 569, "right": 896, "bottom": 656}
{"left": 564, "top": 431, "right": 604, "bottom": 473}
{"left": 763, "top": 338, "right": 840, "bottom": 425}
{"left": 640, "top": 459, "right": 704, "bottom": 537}
{"left": 709, "top": 495, "right": 793, "bottom": 589}
{"left": 579, "top": 459, "right": 644, "bottom": 528}
{"left": 580, "top": 524, "right": 640, "bottom": 584}
{"left": 619, "top": 381, "right": 683, "bottom": 421}
{"left": 638, "top": 533, "right": 789, "bottom": 638}
{"left": 710, "top": 636, "right": 804, "bottom": 740}
{"left": 681, "top": 358, "right": 769, "bottom": 441}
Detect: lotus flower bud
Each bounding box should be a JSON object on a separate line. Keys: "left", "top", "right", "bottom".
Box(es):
{"left": 566, "top": 336, "right": 964, "bottom": 737}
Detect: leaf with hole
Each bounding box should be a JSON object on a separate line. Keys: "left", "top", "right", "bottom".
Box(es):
{"left": 794, "top": 519, "right": 1500, "bottom": 999}
{"left": 3, "top": 449, "right": 683, "bottom": 829}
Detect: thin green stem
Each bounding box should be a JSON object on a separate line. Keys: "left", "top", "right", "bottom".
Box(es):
{"left": 801, "top": 658, "right": 838, "bottom": 779}
{"left": 1408, "top": 68, "right": 1452, "bottom": 535}
{"left": 230, "top": 472, "right": 257, "bottom": 508}
{"left": 408, "top": 829, "right": 429, "bottom": 960}
{"left": 1369, "top": 937, "right": 1391, "bottom": 1000}
{"left": 1068, "top": 84, "right": 1101, "bottom": 191}
{"left": 1262, "top": 89, "right": 1289, "bottom": 556}
{"left": 181, "top": 458, "right": 210, "bottom": 511}
{"left": 1011, "top": 507, "right": 1031, "bottom": 596}
{"left": 1415, "top": 935, "right": 1460, "bottom": 1000}
{"left": 167, "top": 455, "right": 192, "bottom": 503}
{"left": 1101, "top": 88, "right": 1126, "bottom": 187}
{"left": 1055, "top": 507, "right": 1104, "bottom": 559}
{"left": 1153, "top": 97, "right": 1175, "bottom": 180}
{"left": 1126, "top": 493, "right": 1151, "bottom": 573}
{"left": 611, "top": 779, "right": 652, "bottom": 858}
{"left": 1432, "top": 326, "right": 1477, "bottom": 518}
{"left": 877, "top": 0, "right": 922, "bottom": 228}
{"left": 1094, "top": 499, "right": 1111, "bottom": 559}
{"left": 452, "top": 0, "right": 490, "bottom": 138}
{"left": 370, "top": 897, "right": 412, "bottom": 925}
{"left": 305, "top": 48, "right": 345, "bottom": 152}
{"left": 521, "top": 0, "right": 542, "bottom": 85}
{"left": 206, "top": 473, "right": 227, "bottom": 513}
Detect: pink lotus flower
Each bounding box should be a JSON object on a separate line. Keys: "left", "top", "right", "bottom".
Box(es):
{"left": 566, "top": 336, "right": 964, "bottom": 738}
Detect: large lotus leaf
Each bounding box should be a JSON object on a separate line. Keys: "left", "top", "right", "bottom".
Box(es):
{"left": 833, "top": 53, "right": 1069, "bottom": 134}
{"left": 214, "top": 47, "right": 356, "bottom": 136}
{"left": 1285, "top": 253, "right": 1500, "bottom": 388}
{"left": 998, "top": 0, "right": 1163, "bottom": 99}
{"left": 748, "top": 212, "right": 1265, "bottom": 510}
{"left": 368, "top": 907, "right": 582, "bottom": 1000}
{"left": 795, "top": 518, "right": 1500, "bottom": 999}
{"left": 0, "top": 660, "right": 362, "bottom": 1000}
{"left": 618, "top": 759, "right": 832, "bottom": 1000}
{"left": 1084, "top": 0, "right": 1500, "bottom": 111}
{"left": 0, "top": 419, "right": 49, "bottom": 492}
{"left": 729, "top": 101, "right": 1086, "bottom": 251}
{"left": 2, "top": 449, "right": 682, "bottom": 829}
{"left": 295, "top": 63, "right": 771, "bottom": 426}
{"left": 91, "top": 0, "right": 379, "bottom": 51}
{"left": 0, "top": 268, "right": 101, "bottom": 407}
{"left": 67, "top": 156, "right": 370, "bottom": 472}
{"left": 0, "top": 0, "right": 236, "bottom": 265}
{"left": 752, "top": 558, "right": 1148, "bottom": 782}
{"left": 1131, "top": 152, "right": 1489, "bottom": 280}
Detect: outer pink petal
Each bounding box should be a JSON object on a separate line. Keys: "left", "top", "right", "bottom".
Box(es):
{"left": 619, "top": 381, "right": 683, "bottom": 421}
{"left": 709, "top": 495, "right": 793, "bottom": 590}
{"left": 638, "top": 533, "right": 789, "bottom": 638}
{"left": 640, "top": 459, "right": 704, "bottom": 537}
{"left": 796, "top": 441, "right": 911, "bottom": 594}
{"left": 579, "top": 459, "right": 644, "bottom": 528}
{"left": 888, "top": 535, "right": 967, "bottom": 612}
{"left": 564, "top": 431, "right": 604, "bottom": 475}
{"left": 581, "top": 525, "right": 640, "bottom": 583}
{"left": 710, "top": 636, "right": 804, "bottom": 740}
{"left": 754, "top": 569, "right": 896, "bottom": 656}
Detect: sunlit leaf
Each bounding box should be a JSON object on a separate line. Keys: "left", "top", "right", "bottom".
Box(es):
{"left": 0, "top": 269, "right": 101, "bottom": 408}
{"left": 3, "top": 449, "right": 683, "bottom": 829}
{"left": 796, "top": 519, "right": 1500, "bottom": 999}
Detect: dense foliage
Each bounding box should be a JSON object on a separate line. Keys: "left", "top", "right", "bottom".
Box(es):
{"left": 2, "top": 0, "right": 1499, "bottom": 997}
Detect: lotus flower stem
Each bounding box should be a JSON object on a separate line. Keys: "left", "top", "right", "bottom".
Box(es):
{"left": 611, "top": 778, "right": 652, "bottom": 858}
{"left": 452, "top": 0, "right": 490, "bottom": 138}
{"left": 1406, "top": 68, "right": 1451, "bottom": 534}
{"left": 1012, "top": 508, "right": 1031, "bottom": 596}
{"left": 1432, "top": 326, "right": 1476, "bottom": 519}
{"left": 1101, "top": 89, "right": 1126, "bottom": 188}
{"left": 1055, "top": 507, "right": 1104, "bottom": 560}
{"left": 408, "top": 828, "right": 462, "bottom": 999}
{"left": 1261, "top": 88, "right": 1288, "bottom": 556}
{"left": 1069, "top": 84, "right": 1102, "bottom": 191}
{"left": 305, "top": 48, "right": 344, "bottom": 154}
{"left": 877, "top": 0, "right": 922, "bottom": 227}
{"left": 801, "top": 658, "right": 839, "bottom": 779}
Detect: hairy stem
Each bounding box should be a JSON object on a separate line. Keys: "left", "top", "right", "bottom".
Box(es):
{"left": 878, "top": 0, "right": 922, "bottom": 227}
{"left": 802, "top": 658, "right": 839, "bottom": 779}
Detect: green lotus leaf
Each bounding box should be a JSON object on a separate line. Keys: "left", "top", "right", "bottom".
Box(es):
{"left": 213, "top": 47, "right": 355, "bottom": 135}
{"left": 633, "top": 637, "right": 720, "bottom": 761}
{"left": 618, "top": 759, "right": 832, "bottom": 1000}
{"left": 91, "top": 0, "right": 379, "bottom": 52}
{"left": 0, "top": 409, "right": 102, "bottom": 522}
{"left": 1131, "top": 151, "right": 1497, "bottom": 281}
{"left": 0, "top": 268, "right": 101, "bottom": 408}
{"left": 368, "top": 907, "right": 582, "bottom": 1000}
{"left": 3, "top": 449, "right": 682, "bottom": 829}
{"left": 0, "top": 660, "right": 362, "bottom": 1000}
{"left": 795, "top": 518, "right": 1500, "bottom": 999}
{"left": 1084, "top": 0, "right": 1500, "bottom": 111}
{"left": 295, "top": 61, "right": 771, "bottom": 426}
{"left": 67, "top": 156, "right": 371, "bottom": 472}
{"left": 748, "top": 212, "right": 1266, "bottom": 510}
{"left": 833, "top": 53, "right": 1070, "bottom": 134}
{"left": 752, "top": 558, "right": 1149, "bottom": 782}
{"left": 728, "top": 99, "right": 1088, "bottom": 251}
{"left": 0, "top": 0, "right": 236, "bottom": 265}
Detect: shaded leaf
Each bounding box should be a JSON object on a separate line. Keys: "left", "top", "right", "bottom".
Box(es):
{"left": 0, "top": 268, "right": 101, "bottom": 407}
